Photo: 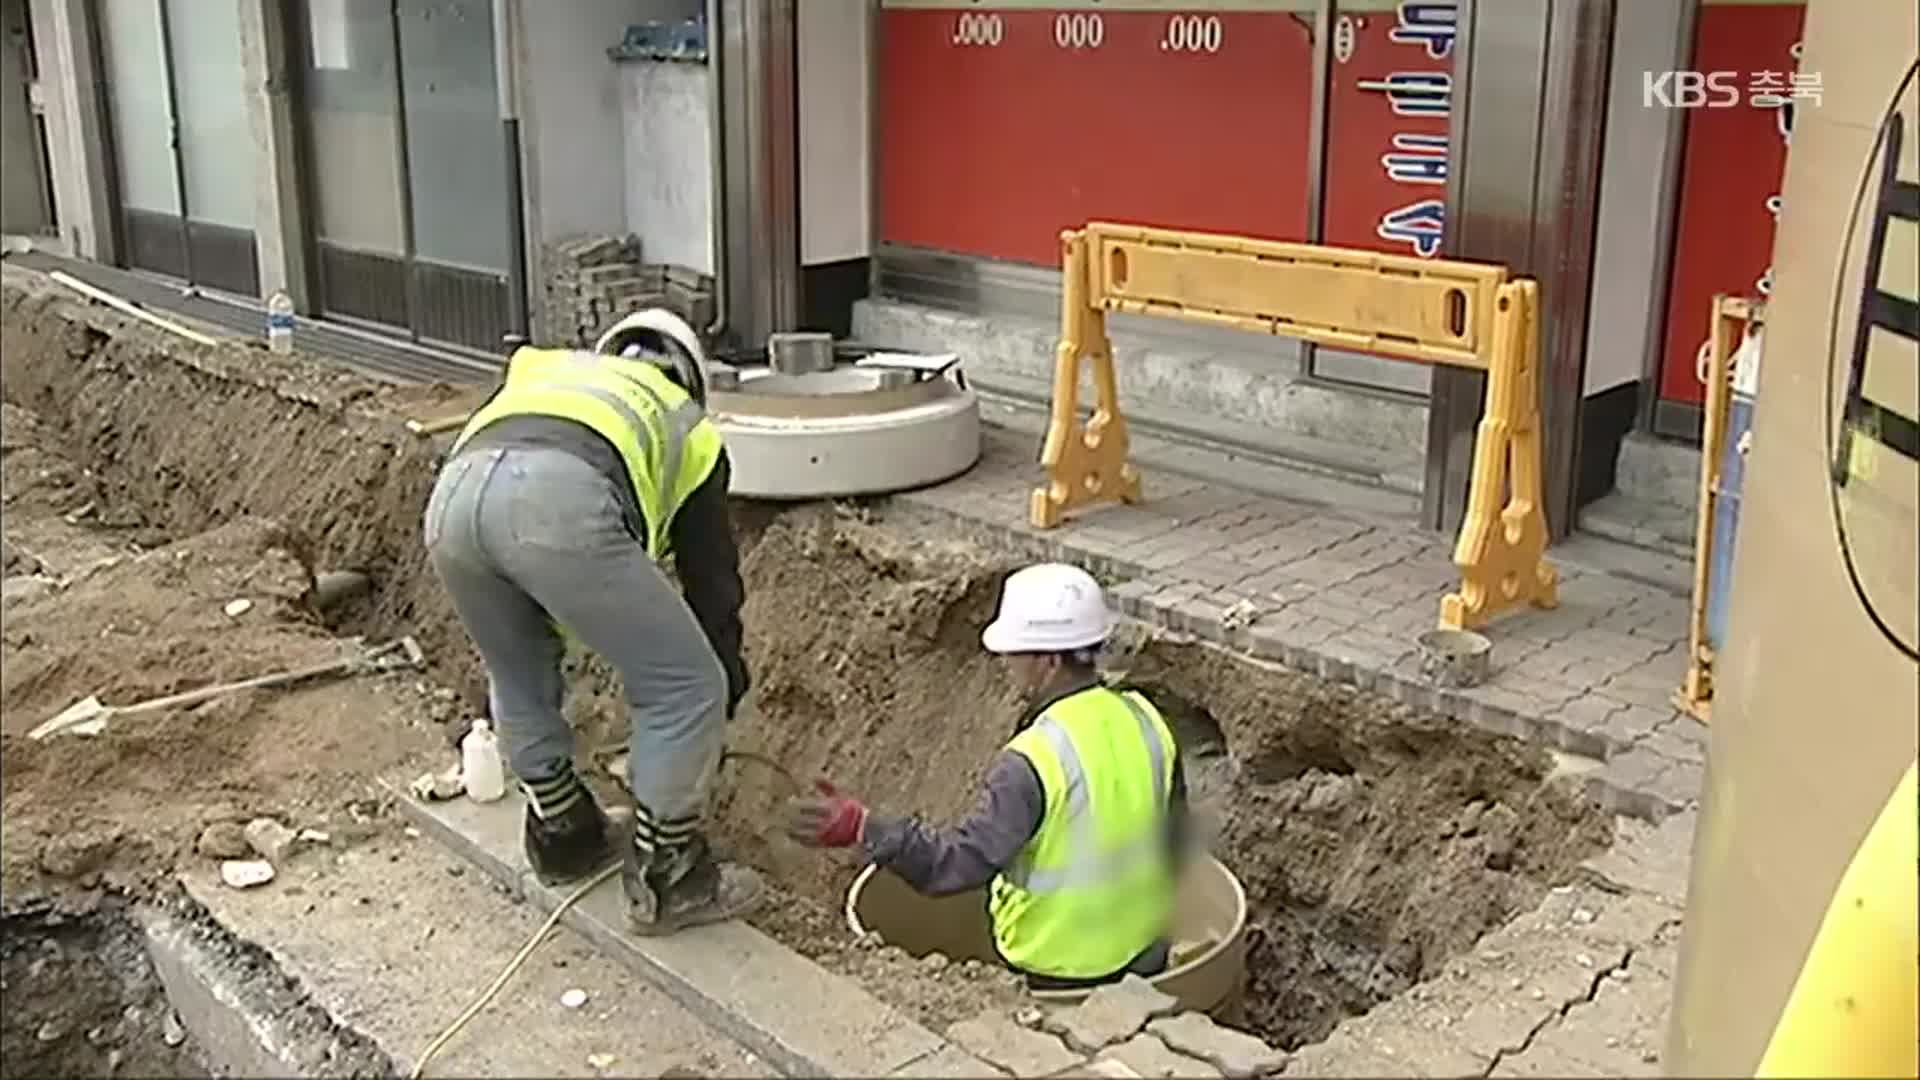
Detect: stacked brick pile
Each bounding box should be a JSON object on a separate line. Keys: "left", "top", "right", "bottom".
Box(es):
{"left": 540, "top": 234, "right": 715, "bottom": 347}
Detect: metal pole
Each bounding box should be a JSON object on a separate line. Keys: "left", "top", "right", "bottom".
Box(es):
{"left": 705, "top": 0, "right": 730, "bottom": 349}
{"left": 491, "top": 0, "right": 529, "bottom": 346}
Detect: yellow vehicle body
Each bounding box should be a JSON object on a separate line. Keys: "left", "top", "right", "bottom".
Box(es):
{"left": 1663, "top": 0, "right": 1919, "bottom": 1076}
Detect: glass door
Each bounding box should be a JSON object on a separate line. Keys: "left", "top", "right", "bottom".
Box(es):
{"left": 296, "top": 0, "right": 511, "bottom": 352}
{"left": 95, "top": 0, "right": 259, "bottom": 295}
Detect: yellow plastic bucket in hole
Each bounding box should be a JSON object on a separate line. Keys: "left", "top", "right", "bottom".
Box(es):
{"left": 844, "top": 855, "right": 1249, "bottom": 1015}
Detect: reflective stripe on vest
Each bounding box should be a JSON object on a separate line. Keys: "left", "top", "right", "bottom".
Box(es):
{"left": 998, "top": 693, "right": 1169, "bottom": 894}
{"left": 452, "top": 348, "right": 716, "bottom": 559}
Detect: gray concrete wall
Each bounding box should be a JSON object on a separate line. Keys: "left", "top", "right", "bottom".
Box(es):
{"left": 238, "top": 0, "right": 306, "bottom": 304}
{"left": 521, "top": 0, "right": 695, "bottom": 245}
{"left": 618, "top": 57, "right": 712, "bottom": 273}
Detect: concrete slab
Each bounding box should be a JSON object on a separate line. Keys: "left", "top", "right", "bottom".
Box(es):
{"left": 889, "top": 1043, "right": 1010, "bottom": 1078}
{"left": 396, "top": 786, "right": 951, "bottom": 1079}
{"left": 1100, "top": 1033, "right": 1221, "bottom": 1078}
{"left": 138, "top": 902, "right": 393, "bottom": 1077}
{"left": 946, "top": 1011, "right": 1086, "bottom": 1077}
{"left": 177, "top": 827, "right": 769, "bottom": 1078}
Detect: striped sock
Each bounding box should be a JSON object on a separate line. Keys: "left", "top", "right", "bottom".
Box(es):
{"left": 632, "top": 805, "right": 700, "bottom": 859}
{"left": 521, "top": 765, "right": 586, "bottom": 821}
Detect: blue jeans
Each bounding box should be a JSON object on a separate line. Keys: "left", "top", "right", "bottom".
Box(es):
{"left": 423, "top": 446, "right": 727, "bottom": 825}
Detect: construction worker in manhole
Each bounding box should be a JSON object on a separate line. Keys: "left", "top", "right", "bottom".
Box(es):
{"left": 423, "top": 309, "right": 760, "bottom": 935}
{"left": 786, "top": 563, "right": 1190, "bottom": 989}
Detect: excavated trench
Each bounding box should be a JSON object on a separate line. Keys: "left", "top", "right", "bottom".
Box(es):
{"left": 0, "top": 274, "right": 1614, "bottom": 1053}
{"left": 0, "top": 902, "right": 209, "bottom": 1078}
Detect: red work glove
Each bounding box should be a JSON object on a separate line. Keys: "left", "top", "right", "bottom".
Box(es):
{"left": 784, "top": 780, "right": 868, "bottom": 849}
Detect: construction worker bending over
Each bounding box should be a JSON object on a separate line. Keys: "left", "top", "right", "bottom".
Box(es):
{"left": 786, "top": 564, "right": 1189, "bottom": 989}
{"left": 424, "top": 310, "right": 759, "bottom": 935}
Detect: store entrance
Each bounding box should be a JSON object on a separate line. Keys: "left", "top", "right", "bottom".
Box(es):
{"left": 95, "top": 0, "right": 260, "bottom": 296}
{"left": 292, "top": 0, "right": 514, "bottom": 354}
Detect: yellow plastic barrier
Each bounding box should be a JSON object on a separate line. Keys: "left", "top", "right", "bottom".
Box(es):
{"left": 1674, "top": 294, "right": 1765, "bottom": 724}
{"left": 1032, "top": 223, "right": 1558, "bottom": 630}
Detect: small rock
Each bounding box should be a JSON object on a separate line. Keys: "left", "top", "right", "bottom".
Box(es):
{"left": 410, "top": 768, "right": 464, "bottom": 802}
{"left": 1571, "top": 908, "right": 1595, "bottom": 925}
{"left": 298, "top": 828, "right": 331, "bottom": 844}
{"left": 920, "top": 951, "right": 950, "bottom": 972}
{"left": 962, "top": 959, "right": 986, "bottom": 977}
{"left": 86, "top": 1025, "right": 110, "bottom": 1045}
{"left": 1575, "top": 953, "right": 1594, "bottom": 969}
{"left": 587, "top": 1053, "right": 616, "bottom": 1072}
{"left": 1642, "top": 1049, "right": 1659, "bottom": 1064}
{"left": 855, "top": 931, "right": 884, "bottom": 950}
{"left": 1605, "top": 1036, "right": 1619, "bottom": 1048}
{"left": 244, "top": 818, "right": 297, "bottom": 862}
{"left": 1046, "top": 974, "right": 1182, "bottom": 1053}
{"left": 1147, "top": 1014, "right": 1286, "bottom": 1079}
{"left": 1101, "top": 1033, "right": 1219, "bottom": 1078}
{"left": 38, "top": 832, "right": 119, "bottom": 878}
{"left": 1613, "top": 968, "right": 1632, "bottom": 983}
{"left": 37, "top": 1020, "right": 65, "bottom": 1043}
{"left": 220, "top": 859, "right": 276, "bottom": 888}
{"left": 162, "top": 1012, "right": 186, "bottom": 1048}
{"left": 1483, "top": 834, "right": 1516, "bottom": 871}
{"left": 1014, "top": 1006, "right": 1046, "bottom": 1029}
{"left": 560, "top": 988, "right": 588, "bottom": 1009}
{"left": 223, "top": 598, "right": 253, "bottom": 617}
{"left": 196, "top": 822, "right": 251, "bottom": 860}
{"left": 1529, "top": 988, "right": 1545, "bottom": 1001}
{"left": 1300, "top": 775, "right": 1356, "bottom": 815}
{"left": 1, "top": 574, "right": 59, "bottom": 608}
{"left": 1508, "top": 977, "right": 1523, "bottom": 991}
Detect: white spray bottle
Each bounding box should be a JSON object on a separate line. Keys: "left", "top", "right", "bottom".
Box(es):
{"left": 460, "top": 720, "right": 507, "bottom": 803}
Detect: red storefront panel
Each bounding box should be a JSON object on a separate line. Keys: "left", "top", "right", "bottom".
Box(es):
{"left": 877, "top": 2, "right": 1316, "bottom": 267}
{"left": 1322, "top": 2, "right": 1454, "bottom": 257}
{"left": 1656, "top": 1, "right": 1806, "bottom": 408}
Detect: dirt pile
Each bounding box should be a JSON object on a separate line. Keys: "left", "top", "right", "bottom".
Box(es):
{"left": 0, "top": 275, "right": 487, "bottom": 708}
{"left": 1, "top": 898, "right": 208, "bottom": 1077}
{"left": 0, "top": 282, "right": 460, "bottom": 897}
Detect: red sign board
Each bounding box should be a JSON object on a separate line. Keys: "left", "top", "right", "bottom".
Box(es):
{"left": 1322, "top": 4, "right": 1455, "bottom": 257}
{"left": 877, "top": 4, "right": 1316, "bottom": 267}
{"left": 1656, "top": 2, "right": 1806, "bottom": 408}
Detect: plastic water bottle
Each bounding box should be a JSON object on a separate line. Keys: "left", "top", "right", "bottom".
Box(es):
{"left": 460, "top": 720, "right": 507, "bottom": 803}
{"left": 266, "top": 290, "right": 295, "bottom": 355}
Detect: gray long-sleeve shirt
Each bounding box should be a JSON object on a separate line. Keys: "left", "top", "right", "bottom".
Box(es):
{"left": 860, "top": 671, "right": 1189, "bottom": 897}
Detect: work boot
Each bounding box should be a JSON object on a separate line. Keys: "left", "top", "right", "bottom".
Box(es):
{"left": 523, "top": 790, "right": 618, "bottom": 887}
{"left": 623, "top": 832, "right": 763, "bottom": 936}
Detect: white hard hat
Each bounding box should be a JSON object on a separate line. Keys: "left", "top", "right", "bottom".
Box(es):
{"left": 981, "top": 563, "right": 1111, "bottom": 654}
{"left": 593, "top": 308, "right": 709, "bottom": 404}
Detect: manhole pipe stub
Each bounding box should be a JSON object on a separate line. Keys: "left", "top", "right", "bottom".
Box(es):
{"left": 1417, "top": 628, "right": 1493, "bottom": 688}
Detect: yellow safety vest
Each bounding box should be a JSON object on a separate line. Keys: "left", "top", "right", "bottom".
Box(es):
{"left": 990, "top": 685, "right": 1178, "bottom": 980}
{"left": 451, "top": 346, "right": 723, "bottom": 561}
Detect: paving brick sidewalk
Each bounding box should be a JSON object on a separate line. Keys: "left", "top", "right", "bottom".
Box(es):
{"left": 896, "top": 432, "right": 1708, "bottom": 821}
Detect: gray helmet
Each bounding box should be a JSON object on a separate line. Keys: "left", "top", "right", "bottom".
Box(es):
{"left": 593, "top": 309, "right": 709, "bottom": 405}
